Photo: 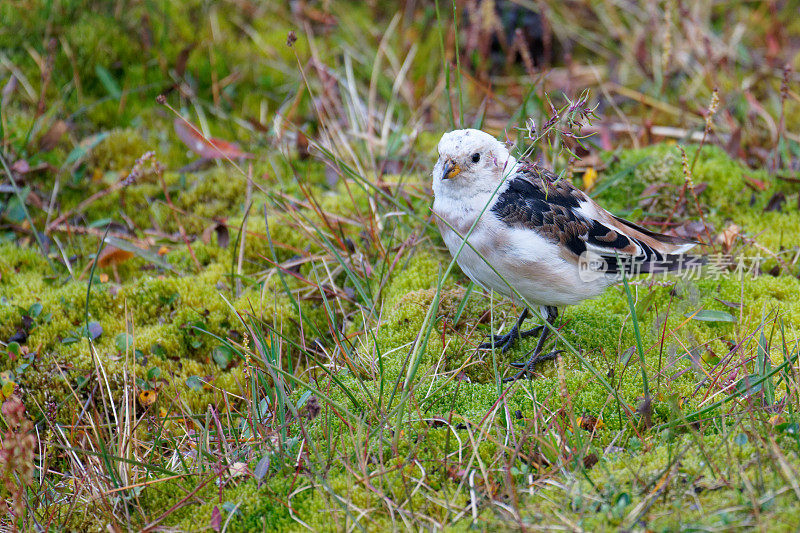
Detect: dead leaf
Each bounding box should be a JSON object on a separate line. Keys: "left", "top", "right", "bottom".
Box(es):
{"left": 764, "top": 192, "right": 786, "bottom": 212}
{"left": 39, "top": 120, "right": 68, "bottom": 152}
{"left": 228, "top": 462, "right": 248, "bottom": 478}
{"left": 715, "top": 223, "right": 740, "bottom": 252}
{"left": 640, "top": 182, "right": 668, "bottom": 199}
{"left": 253, "top": 455, "right": 271, "bottom": 485}
{"left": 694, "top": 476, "right": 726, "bottom": 493}
{"left": 577, "top": 415, "right": 604, "bottom": 432}
{"left": 672, "top": 220, "right": 713, "bottom": 240}
{"left": 214, "top": 224, "right": 229, "bottom": 247}
{"left": 769, "top": 414, "right": 786, "bottom": 425}
{"left": 201, "top": 222, "right": 230, "bottom": 247}
{"left": 743, "top": 173, "right": 767, "bottom": 191}
{"left": 245, "top": 117, "right": 270, "bottom": 133}
{"left": 583, "top": 453, "right": 598, "bottom": 469}
{"left": 11, "top": 159, "right": 30, "bottom": 174}
{"left": 175, "top": 43, "right": 196, "bottom": 78}
{"left": 637, "top": 396, "right": 653, "bottom": 428}
{"left": 713, "top": 298, "right": 741, "bottom": 309}
{"left": 2, "top": 76, "right": 17, "bottom": 107}
{"left": 138, "top": 389, "right": 157, "bottom": 407}
{"left": 174, "top": 119, "right": 253, "bottom": 160}
{"left": 210, "top": 506, "right": 221, "bottom": 532}
{"left": 325, "top": 164, "right": 340, "bottom": 187}
{"left": 296, "top": 130, "right": 310, "bottom": 160}
{"left": 305, "top": 395, "right": 321, "bottom": 419}
{"left": 692, "top": 182, "right": 709, "bottom": 195}
{"left": 725, "top": 126, "right": 742, "bottom": 159}
{"left": 96, "top": 246, "right": 135, "bottom": 268}
{"left": 582, "top": 167, "right": 598, "bottom": 192}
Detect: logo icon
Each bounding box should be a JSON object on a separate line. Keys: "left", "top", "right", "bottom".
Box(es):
{"left": 578, "top": 252, "right": 609, "bottom": 282}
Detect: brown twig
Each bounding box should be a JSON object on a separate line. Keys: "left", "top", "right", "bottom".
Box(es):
{"left": 660, "top": 89, "right": 719, "bottom": 243}
{"left": 46, "top": 151, "right": 158, "bottom": 232}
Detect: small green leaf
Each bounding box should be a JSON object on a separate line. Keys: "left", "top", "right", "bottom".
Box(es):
{"left": 186, "top": 375, "right": 203, "bottom": 391}
{"left": 212, "top": 345, "right": 234, "bottom": 369}
{"left": 776, "top": 422, "right": 799, "bottom": 435}
{"left": 28, "top": 302, "right": 43, "bottom": 317}
{"left": 620, "top": 346, "right": 636, "bottom": 364}
{"left": 95, "top": 64, "right": 121, "bottom": 99}
{"left": 3, "top": 189, "right": 29, "bottom": 223}
{"left": 147, "top": 367, "right": 161, "bottom": 380}
{"left": 6, "top": 342, "right": 20, "bottom": 356}
{"left": 88, "top": 218, "right": 113, "bottom": 228}
{"left": 221, "top": 501, "right": 239, "bottom": 515}
{"left": 257, "top": 398, "right": 270, "bottom": 418}
{"left": 159, "top": 293, "right": 179, "bottom": 306}
{"left": 151, "top": 343, "right": 166, "bottom": 358}
{"left": 614, "top": 492, "right": 631, "bottom": 509}
{"left": 2, "top": 381, "right": 16, "bottom": 398}
{"left": 65, "top": 132, "right": 109, "bottom": 166}
{"left": 685, "top": 310, "right": 737, "bottom": 323}
{"left": 115, "top": 332, "right": 134, "bottom": 352}
{"left": 297, "top": 390, "right": 312, "bottom": 408}
{"left": 733, "top": 373, "right": 762, "bottom": 396}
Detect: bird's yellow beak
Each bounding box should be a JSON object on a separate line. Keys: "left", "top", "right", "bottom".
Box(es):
{"left": 442, "top": 159, "right": 461, "bottom": 180}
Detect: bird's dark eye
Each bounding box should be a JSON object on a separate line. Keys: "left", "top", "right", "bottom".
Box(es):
{"left": 471, "top": 152, "right": 481, "bottom": 163}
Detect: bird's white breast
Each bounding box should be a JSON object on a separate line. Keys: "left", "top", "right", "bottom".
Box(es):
{"left": 433, "top": 194, "right": 611, "bottom": 307}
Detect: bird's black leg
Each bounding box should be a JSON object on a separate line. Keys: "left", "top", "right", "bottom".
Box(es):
{"left": 503, "top": 306, "right": 562, "bottom": 383}
{"left": 479, "top": 308, "right": 542, "bottom": 353}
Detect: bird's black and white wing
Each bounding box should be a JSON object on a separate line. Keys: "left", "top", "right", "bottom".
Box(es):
{"left": 491, "top": 165, "right": 702, "bottom": 275}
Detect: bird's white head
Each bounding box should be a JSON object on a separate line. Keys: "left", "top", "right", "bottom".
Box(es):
{"left": 432, "top": 129, "right": 517, "bottom": 201}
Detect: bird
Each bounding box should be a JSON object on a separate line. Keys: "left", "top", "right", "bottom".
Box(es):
{"left": 431, "top": 129, "right": 703, "bottom": 383}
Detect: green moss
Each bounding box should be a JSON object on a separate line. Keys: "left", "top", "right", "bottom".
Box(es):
{"left": 89, "top": 128, "right": 153, "bottom": 175}
{"left": 381, "top": 249, "right": 448, "bottom": 309}
{"left": 600, "top": 143, "right": 764, "bottom": 221}
{"left": 532, "top": 432, "right": 800, "bottom": 531}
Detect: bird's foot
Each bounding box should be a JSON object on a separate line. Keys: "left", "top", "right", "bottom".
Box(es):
{"left": 478, "top": 325, "right": 543, "bottom": 353}
{"left": 503, "top": 350, "right": 565, "bottom": 383}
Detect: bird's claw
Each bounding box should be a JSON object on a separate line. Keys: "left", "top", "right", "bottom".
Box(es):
{"left": 478, "top": 332, "right": 517, "bottom": 352}
{"left": 503, "top": 349, "right": 565, "bottom": 382}
{"left": 478, "top": 325, "right": 543, "bottom": 352}
{"left": 508, "top": 349, "right": 565, "bottom": 368}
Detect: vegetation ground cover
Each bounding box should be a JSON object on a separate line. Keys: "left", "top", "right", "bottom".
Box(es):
{"left": 2, "top": 1, "right": 800, "bottom": 530}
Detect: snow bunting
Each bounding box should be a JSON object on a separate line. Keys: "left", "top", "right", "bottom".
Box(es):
{"left": 432, "top": 129, "right": 703, "bottom": 382}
